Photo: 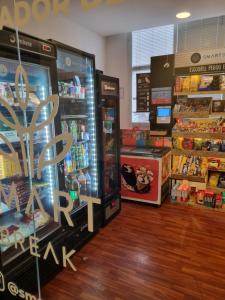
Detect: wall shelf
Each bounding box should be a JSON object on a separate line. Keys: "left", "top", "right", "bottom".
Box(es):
{"left": 174, "top": 90, "right": 225, "bottom": 96}
{"left": 206, "top": 185, "right": 225, "bottom": 194}
{"left": 172, "top": 132, "right": 225, "bottom": 139}
{"left": 173, "top": 112, "right": 209, "bottom": 119}
{"left": 171, "top": 174, "right": 207, "bottom": 183}
{"left": 172, "top": 149, "right": 225, "bottom": 158}
{"left": 208, "top": 168, "right": 225, "bottom": 173}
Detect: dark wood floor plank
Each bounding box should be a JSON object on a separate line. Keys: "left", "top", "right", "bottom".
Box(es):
{"left": 41, "top": 201, "right": 225, "bottom": 300}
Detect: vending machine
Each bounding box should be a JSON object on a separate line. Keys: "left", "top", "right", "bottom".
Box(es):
{"left": 50, "top": 40, "right": 102, "bottom": 247}
{"left": 96, "top": 74, "right": 121, "bottom": 225}
{"left": 0, "top": 28, "right": 65, "bottom": 297}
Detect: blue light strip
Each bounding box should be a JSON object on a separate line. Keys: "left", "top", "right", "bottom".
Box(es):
{"left": 86, "top": 60, "right": 98, "bottom": 193}
{"left": 41, "top": 86, "right": 55, "bottom": 204}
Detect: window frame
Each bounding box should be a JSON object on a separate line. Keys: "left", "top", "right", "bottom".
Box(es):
{"left": 131, "top": 25, "right": 175, "bottom": 125}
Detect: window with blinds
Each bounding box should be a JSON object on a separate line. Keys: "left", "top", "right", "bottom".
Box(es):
{"left": 132, "top": 24, "right": 175, "bottom": 123}
{"left": 176, "top": 16, "right": 225, "bottom": 53}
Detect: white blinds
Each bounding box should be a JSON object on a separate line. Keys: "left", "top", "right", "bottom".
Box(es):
{"left": 132, "top": 24, "right": 175, "bottom": 68}
{"left": 176, "top": 16, "right": 225, "bottom": 53}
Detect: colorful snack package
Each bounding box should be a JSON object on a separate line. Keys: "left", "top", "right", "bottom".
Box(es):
{"left": 190, "top": 75, "right": 201, "bottom": 92}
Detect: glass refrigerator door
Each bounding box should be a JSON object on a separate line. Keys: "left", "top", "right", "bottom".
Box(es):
{"left": 102, "top": 101, "right": 119, "bottom": 198}
{"left": 0, "top": 58, "right": 59, "bottom": 266}
{"left": 57, "top": 49, "right": 98, "bottom": 213}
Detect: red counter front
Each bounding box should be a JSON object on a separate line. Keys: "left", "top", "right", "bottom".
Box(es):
{"left": 120, "top": 147, "right": 171, "bottom": 206}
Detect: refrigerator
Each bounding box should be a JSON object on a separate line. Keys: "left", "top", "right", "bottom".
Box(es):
{"left": 0, "top": 28, "right": 65, "bottom": 297}
{"left": 96, "top": 74, "right": 121, "bottom": 225}
{"left": 50, "top": 41, "right": 102, "bottom": 248}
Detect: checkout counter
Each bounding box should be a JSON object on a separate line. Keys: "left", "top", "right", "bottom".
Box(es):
{"left": 120, "top": 146, "right": 171, "bottom": 206}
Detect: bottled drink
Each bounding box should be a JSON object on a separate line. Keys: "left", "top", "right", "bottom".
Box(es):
{"left": 78, "top": 171, "right": 87, "bottom": 193}
{"left": 62, "top": 121, "right": 69, "bottom": 133}
{"left": 64, "top": 153, "right": 72, "bottom": 174}
{"left": 69, "top": 81, "right": 75, "bottom": 96}
{"left": 85, "top": 171, "right": 91, "bottom": 194}
{"left": 70, "top": 121, "right": 78, "bottom": 142}
{"left": 69, "top": 175, "right": 80, "bottom": 208}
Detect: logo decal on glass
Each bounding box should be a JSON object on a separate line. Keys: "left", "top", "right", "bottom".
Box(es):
{"left": 0, "top": 65, "right": 101, "bottom": 272}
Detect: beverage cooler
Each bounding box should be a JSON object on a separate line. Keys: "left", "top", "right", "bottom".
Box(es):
{"left": 96, "top": 74, "right": 121, "bottom": 225}
{"left": 50, "top": 40, "right": 101, "bottom": 249}
{"left": 0, "top": 28, "right": 65, "bottom": 297}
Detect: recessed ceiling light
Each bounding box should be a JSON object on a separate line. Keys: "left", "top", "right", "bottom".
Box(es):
{"left": 176, "top": 12, "right": 191, "bottom": 19}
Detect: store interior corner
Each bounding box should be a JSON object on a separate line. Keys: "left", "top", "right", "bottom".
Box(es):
{"left": 1, "top": 1, "right": 225, "bottom": 300}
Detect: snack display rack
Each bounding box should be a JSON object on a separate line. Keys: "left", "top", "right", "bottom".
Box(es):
{"left": 171, "top": 72, "right": 225, "bottom": 210}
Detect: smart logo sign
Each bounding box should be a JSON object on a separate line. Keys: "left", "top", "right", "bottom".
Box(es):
{"left": 175, "top": 48, "right": 225, "bottom": 75}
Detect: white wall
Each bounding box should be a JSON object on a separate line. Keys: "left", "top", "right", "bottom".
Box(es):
{"left": 0, "top": 12, "right": 106, "bottom": 71}
{"left": 105, "top": 33, "right": 131, "bottom": 129}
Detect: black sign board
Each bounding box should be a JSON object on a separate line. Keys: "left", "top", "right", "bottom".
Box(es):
{"left": 0, "top": 27, "right": 56, "bottom": 59}
{"left": 151, "top": 54, "right": 175, "bottom": 88}
{"left": 101, "top": 80, "right": 119, "bottom": 97}
{"left": 136, "top": 73, "right": 150, "bottom": 112}
{"left": 149, "top": 54, "right": 175, "bottom": 135}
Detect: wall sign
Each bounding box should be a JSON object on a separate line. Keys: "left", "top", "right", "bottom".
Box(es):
{"left": 175, "top": 63, "right": 225, "bottom": 76}
{"left": 0, "top": 0, "right": 70, "bottom": 28}
{"left": 136, "top": 73, "right": 150, "bottom": 112}
{"left": 81, "top": 0, "right": 127, "bottom": 11}
{"left": 151, "top": 87, "right": 172, "bottom": 105}
{"left": 175, "top": 48, "right": 225, "bottom": 68}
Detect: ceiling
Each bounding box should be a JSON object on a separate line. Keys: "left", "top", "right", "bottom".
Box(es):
{"left": 0, "top": 0, "right": 225, "bottom": 36}
{"left": 70, "top": 0, "right": 225, "bottom": 36}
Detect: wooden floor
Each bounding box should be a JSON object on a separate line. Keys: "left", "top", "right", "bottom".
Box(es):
{"left": 41, "top": 201, "right": 225, "bottom": 300}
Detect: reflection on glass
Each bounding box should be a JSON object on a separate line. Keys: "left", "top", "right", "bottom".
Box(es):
{"left": 57, "top": 49, "right": 98, "bottom": 213}
{"left": 0, "top": 58, "right": 59, "bottom": 266}
{"left": 102, "top": 105, "right": 118, "bottom": 196}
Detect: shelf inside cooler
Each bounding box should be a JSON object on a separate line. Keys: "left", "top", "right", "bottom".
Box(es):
{"left": 0, "top": 180, "right": 50, "bottom": 215}
{"left": 70, "top": 200, "right": 87, "bottom": 216}
{"left": 1, "top": 220, "right": 61, "bottom": 266}
{"left": 61, "top": 115, "right": 88, "bottom": 119}
{"left": 65, "top": 164, "right": 89, "bottom": 175}
{"left": 59, "top": 96, "right": 86, "bottom": 101}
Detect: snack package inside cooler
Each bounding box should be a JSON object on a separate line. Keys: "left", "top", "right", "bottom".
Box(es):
{"left": 58, "top": 76, "right": 86, "bottom": 99}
